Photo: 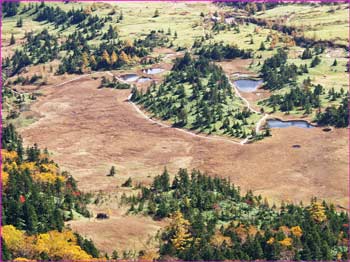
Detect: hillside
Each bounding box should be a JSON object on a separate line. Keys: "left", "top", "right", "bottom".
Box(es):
{"left": 1, "top": 1, "right": 349, "bottom": 260}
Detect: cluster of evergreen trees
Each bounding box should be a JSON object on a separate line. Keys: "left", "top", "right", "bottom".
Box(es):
{"left": 316, "top": 98, "right": 349, "bottom": 128}
{"left": 135, "top": 29, "right": 174, "bottom": 49}
{"left": 196, "top": 42, "right": 252, "bottom": 61}
{"left": 266, "top": 84, "right": 323, "bottom": 114}
{"left": 260, "top": 48, "right": 301, "bottom": 90}
{"left": 126, "top": 168, "right": 349, "bottom": 261}
{"left": 131, "top": 53, "right": 257, "bottom": 138}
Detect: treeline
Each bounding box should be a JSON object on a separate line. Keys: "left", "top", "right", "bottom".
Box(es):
{"left": 125, "top": 168, "right": 349, "bottom": 261}
{"left": 132, "top": 53, "right": 258, "bottom": 138}
{"left": 195, "top": 42, "right": 252, "bottom": 61}
{"left": 1, "top": 124, "right": 100, "bottom": 260}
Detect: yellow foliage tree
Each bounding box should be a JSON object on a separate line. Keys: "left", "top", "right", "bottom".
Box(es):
{"left": 14, "top": 258, "right": 33, "bottom": 262}
{"left": 124, "top": 39, "right": 133, "bottom": 47}
{"left": 247, "top": 225, "right": 258, "bottom": 237}
{"left": 119, "top": 51, "right": 130, "bottom": 64}
{"left": 90, "top": 55, "right": 97, "bottom": 68}
{"left": 2, "top": 149, "right": 18, "bottom": 162}
{"left": 2, "top": 170, "right": 9, "bottom": 187}
{"left": 267, "top": 237, "right": 274, "bottom": 245}
{"left": 35, "top": 230, "right": 92, "bottom": 260}
{"left": 291, "top": 226, "right": 303, "bottom": 238}
{"left": 3, "top": 226, "right": 92, "bottom": 261}
{"left": 111, "top": 51, "right": 118, "bottom": 65}
{"left": 102, "top": 50, "right": 111, "bottom": 65}
{"left": 83, "top": 6, "right": 92, "bottom": 15}
{"left": 40, "top": 163, "right": 58, "bottom": 174}
{"left": 20, "top": 162, "right": 37, "bottom": 173}
{"left": 82, "top": 52, "right": 90, "bottom": 68}
{"left": 210, "top": 231, "right": 232, "bottom": 247}
{"left": 279, "top": 237, "right": 292, "bottom": 247}
{"left": 2, "top": 225, "right": 26, "bottom": 255}
{"left": 35, "top": 173, "right": 65, "bottom": 184}
{"left": 309, "top": 201, "right": 327, "bottom": 223}
{"left": 168, "top": 211, "right": 193, "bottom": 251}
{"left": 139, "top": 250, "right": 159, "bottom": 261}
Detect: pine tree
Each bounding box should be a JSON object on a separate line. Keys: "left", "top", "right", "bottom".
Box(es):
{"left": 1, "top": 237, "right": 12, "bottom": 261}
{"left": 301, "top": 47, "right": 312, "bottom": 59}
{"left": 112, "top": 250, "right": 119, "bottom": 259}
{"left": 332, "top": 59, "right": 337, "bottom": 66}
{"left": 111, "top": 51, "right": 118, "bottom": 65}
{"left": 153, "top": 9, "right": 159, "bottom": 18}
{"left": 259, "top": 42, "right": 266, "bottom": 51}
{"left": 119, "top": 51, "right": 129, "bottom": 64}
{"left": 90, "top": 55, "right": 97, "bottom": 70}
{"left": 311, "top": 56, "right": 321, "bottom": 67}
{"left": 23, "top": 202, "right": 38, "bottom": 234}
{"left": 108, "top": 166, "right": 116, "bottom": 177}
{"left": 10, "top": 33, "right": 15, "bottom": 45}
{"left": 102, "top": 50, "right": 111, "bottom": 65}
{"left": 82, "top": 52, "right": 89, "bottom": 69}
{"left": 169, "top": 211, "right": 193, "bottom": 251}
{"left": 16, "top": 17, "right": 23, "bottom": 27}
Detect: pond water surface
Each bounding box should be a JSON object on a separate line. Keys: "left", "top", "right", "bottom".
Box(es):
{"left": 267, "top": 119, "right": 314, "bottom": 129}
{"left": 234, "top": 79, "right": 263, "bottom": 93}
{"left": 143, "top": 68, "right": 164, "bottom": 74}
{"left": 122, "top": 74, "right": 139, "bottom": 82}
{"left": 137, "top": 77, "right": 152, "bottom": 83}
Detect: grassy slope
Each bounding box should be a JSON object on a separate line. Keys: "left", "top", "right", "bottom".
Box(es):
{"left": 2, "top": 2, "right": 348, "bottom": 122}
{"left": 255, "top": 3, "right": 349, "bottom": 46}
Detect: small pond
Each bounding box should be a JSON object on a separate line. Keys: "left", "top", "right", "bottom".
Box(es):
{"left": 143, "top": 68, "right": 164, "bottom": 74}
{"left": 267, "top": 119, "right": 314, "bottom": 129}
{"left": 122, "top": 74, "right": 139, "bottom": 82}
{"left": 137, "top": 77, "right": 152, "bottom": 83}
{"left": 234, "top": 79, "right": 263, "bottom": 93}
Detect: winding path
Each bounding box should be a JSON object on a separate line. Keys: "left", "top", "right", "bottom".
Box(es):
{"left": 46, "top": 70, "right": 269, "bottom": 146}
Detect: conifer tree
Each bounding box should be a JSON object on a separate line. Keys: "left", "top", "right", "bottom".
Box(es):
{"left": 10, "top": 33, "right": 15, "bottom": 45}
